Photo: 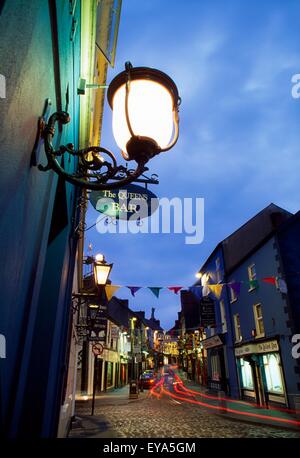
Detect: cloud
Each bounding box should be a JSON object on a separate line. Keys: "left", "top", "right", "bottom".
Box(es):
{"left": 87, "top": 0, "right": 300, "bottom": 330}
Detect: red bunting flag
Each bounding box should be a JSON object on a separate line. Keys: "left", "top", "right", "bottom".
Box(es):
{"left": 262, "top": 277, "right": 276, "bottom": 285}
{"left": 168, "top": 286, "right": 183, "bottom": 295}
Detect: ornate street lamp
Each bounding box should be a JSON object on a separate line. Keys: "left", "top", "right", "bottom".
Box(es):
{"left": 93, "top": 254, "right": 113, "bottom": 286}
{"left": 35, "top": 62, "right": 180, "bottom": 190}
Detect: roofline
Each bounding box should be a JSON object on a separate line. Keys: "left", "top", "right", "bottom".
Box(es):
{"left": 194, "top": 203, "right": 293, "bottom": 281}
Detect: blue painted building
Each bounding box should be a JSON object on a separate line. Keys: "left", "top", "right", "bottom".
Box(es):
{"left": 193, "top": 245, "right": 239, "bottom": 397}
{"left": 0, "top": 0, "right": 120, "bottom": 437}
{"left": 192, "top": 203, "right": 300, "bottom": 407}
{"left": 229, "top": 210, "right": 300, "bottom": 409}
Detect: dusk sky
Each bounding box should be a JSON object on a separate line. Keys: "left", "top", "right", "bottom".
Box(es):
{"left": 85, "top": 0, "right": 300, "bottom": 330}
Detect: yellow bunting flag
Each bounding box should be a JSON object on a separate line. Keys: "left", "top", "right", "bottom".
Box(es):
{"left": 208, "top": 284, "right": 223, "bottom": 299}
{"left": 105, "top": 285, "right": 121, "bottom": 301}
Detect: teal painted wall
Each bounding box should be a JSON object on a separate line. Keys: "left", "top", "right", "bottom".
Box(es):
{"left": 0, "top": 0, "right": 81, "bottom": 437}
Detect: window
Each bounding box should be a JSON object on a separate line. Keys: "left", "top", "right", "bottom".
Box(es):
{"left": 253, "top": 304, "right": 265, "bottom": 337}
{"left": 248, "top": 263, "right": 257, "bottom": 290}
{"left": 211, "top": 354, "right": 221, "bottom": 381}
{"left": 96, "top": 0, "right": 122, "bottom": 67}
{"left": 210, "top": 325, "right": 215, "bottom": 337}
{"left": 234, "top": 314, "right": 242, "bottom": 341}
{"left": 229, "top": 280, "right": 237, "bottom": 303}
{"left": 240, "top": 358, "right": 254, "bottom": 389}
{"left": 216, "top": 257, "right": 222, "bottom": 283}
{"left": 220, "top": 300, "right": 227, "bottom": 332}
{"left": 263, "top": 354, "right": 284, "bottom": 394}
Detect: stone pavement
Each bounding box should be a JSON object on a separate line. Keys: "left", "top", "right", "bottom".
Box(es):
{"left": 69, "top": 385, "right": 300, "bottom": 438}
{"left": 174, "top": 369, "right": 300, "bottom": 431}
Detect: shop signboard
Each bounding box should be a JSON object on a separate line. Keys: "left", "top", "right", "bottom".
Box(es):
{"left": 202, "top": 335, "right": 223, "bottom": 349}
{"left": 235, "top": 340, "right": 279, "bottom": 357}
{"left": 200, "top": 296, "right": 216, "bottom": 327}
{"left": 111, "top": 327, "right": 119, "bottom": 338}
{"left": 133, "top": 344, "right": 141, "bottom": 354}
{"left": 90, "top": 183, "right": 159, "bottom": 220}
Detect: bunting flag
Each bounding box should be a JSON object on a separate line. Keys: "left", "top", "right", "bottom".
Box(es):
{"left": 102, "top": 275, "right": 290, "bottom": 302}
{"left": 249, "top": 279, "right": 259, "bottom": 290}
{"left": 228, "top": 282, "right": 242, "bottom": 297}
{"left": 127, "top": 286, "right": 141, "bottom": 297}
{"left": 189, "top": 286, "right": 203, "bottom": 299}
{"left": 277, "top": 278, "right": 288, "bottom": 294}
{"left": 148, "top": 287, "right": 163, "bottom": 298}
{"left": 105, "top": 285, "right": 121, "bottom": 301}
{"left": 168, "top": 286, "right": 183, "bottom": 295}
{"left": 262, "top": 277, "right": 276, "bottom": 285}
{"left": 202, "top": 284, "right": 210, "bottom": 297}
{"left": 208, "top": 284, "right": 224, "bottom": 299}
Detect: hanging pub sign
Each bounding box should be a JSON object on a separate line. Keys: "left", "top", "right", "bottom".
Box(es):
{"left": 89, "top": 183, "right": 159, "bottom": 220}
{"left": 200, "top": 296, "right": 216, "bottom": 327}
{"left": 88, "top": 327, "right": 107, "bottom": 342}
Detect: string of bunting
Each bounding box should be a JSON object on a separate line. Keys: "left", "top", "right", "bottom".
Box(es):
{"left": 104, "top": 276, "right": 288, "bottom": 301}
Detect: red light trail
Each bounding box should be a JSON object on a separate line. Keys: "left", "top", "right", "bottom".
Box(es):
{"left": 149, "top": 371, "right": 300, "bottom": 428}
{"left": 173, "top": 373, "right": 299, "bottom": 415}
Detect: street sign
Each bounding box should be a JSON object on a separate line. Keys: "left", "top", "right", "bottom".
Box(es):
{"left": 92, "top": 343, "right": 104, "bottom": 356}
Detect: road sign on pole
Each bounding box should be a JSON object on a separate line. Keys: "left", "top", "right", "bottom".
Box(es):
{"left": 92, "top": 343, "right": 104, "bottom": 356}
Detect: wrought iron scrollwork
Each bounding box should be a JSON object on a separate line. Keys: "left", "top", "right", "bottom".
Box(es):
{"left": 37, "top": 111, "right": 151, "bottom": 190}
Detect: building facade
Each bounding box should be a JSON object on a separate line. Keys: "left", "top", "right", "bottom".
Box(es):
{"left": 178, "top": 204, "right": 300, "bottom": 409}
{"left": 229, "top": 212, "right": 300, "bottom": 409}
{"left": 0, "top": 0, "right": 121, "bottom": 437}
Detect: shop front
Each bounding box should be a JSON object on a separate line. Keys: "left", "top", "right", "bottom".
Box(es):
{"left": 196, "top": 348, "right": 208, "bottom": 386}
{"left": 120, "top": 355, "right": 128, "bottom": 386}
{"left": 235, "top": 339, "right": 287, "bottom": 407}
{"left": 104, "top": 361, "right": 114, "bottom": 391}
{"left": 186, "top": 351, "right": 196, "bottom": 381}
{"left": 202, "top": 335, "right": 228, "bottom": 393}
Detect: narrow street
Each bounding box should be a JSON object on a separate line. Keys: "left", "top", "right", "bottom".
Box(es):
{"left": 70, "top": 368, "right": 300, "bottom": 439}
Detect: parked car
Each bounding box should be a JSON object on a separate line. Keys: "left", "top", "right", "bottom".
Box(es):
{"left": 139, "top": 370, "right": 156, "bottom": 389}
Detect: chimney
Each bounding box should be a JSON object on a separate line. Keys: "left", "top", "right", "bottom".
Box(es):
{"left": 151, "top": 307, "right": 155, "bottom": 320}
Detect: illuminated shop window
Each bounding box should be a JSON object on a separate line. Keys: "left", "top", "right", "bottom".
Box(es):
{"left": 240, "top": 358, "right": 254, "bottom": 389}
{"left": 263, "top": 354, "right": 284, "bottom": 394}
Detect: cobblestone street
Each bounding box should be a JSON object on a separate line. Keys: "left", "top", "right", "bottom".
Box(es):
{"left": 69, "top": 386, "right": 300, "bottom": 439}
